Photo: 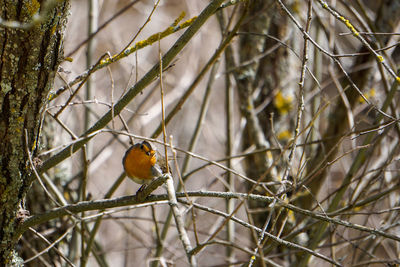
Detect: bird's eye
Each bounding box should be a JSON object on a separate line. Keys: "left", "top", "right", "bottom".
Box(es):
{"left": 145, "top": 151, "right": 151, "bottom": 156}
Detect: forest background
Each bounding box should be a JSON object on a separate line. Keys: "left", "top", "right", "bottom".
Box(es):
{"left": 0, "top": 0, "right": 399, "bottom": 266}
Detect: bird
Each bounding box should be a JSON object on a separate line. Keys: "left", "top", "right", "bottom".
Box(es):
{"left": 122, "top": 140, "right": 165, "bottom": 185}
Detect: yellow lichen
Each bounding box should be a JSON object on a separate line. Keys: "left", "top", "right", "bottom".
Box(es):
{"left": 274, "top": 91, "right": 293, "bottom": 115}
{"left": 277, "top": 130, "right": 292, "bottom": 140}
{"left": 287, "top": 209, "right": 296, "bottom": 223}
{"left": 173, "top": 11, "right": 186, "bottom": 27}
{"left": 25, "top": 0, "right": 40, "bottom": 17}
{"left": 50, "top": 24, "right": 57, "bottom": 35}
{"left": 93, "top": 15, "right": 197, "bottom": 73}
{"left": 341, "top": 18, "right": 359, "bottom": 36}
{"left": 100, "top": 59, "right": 108, "bottom": 65}
{"left": 377, "top": 55, "right": 384, "bottom": 62}
{"left": 291, "top": 0, "right": 300, "bottom": 14}
{"left": 353, "top": 206, "right": 362, "bottom": 212}
{"left": 135, "top": 40, "right": 147, "bottom": 48}
{"left": 369, "top": 88, "right": 376, "bottom": 97}
{"left": 358, "top": 88, "right": 376, "bottom": 103}
{"left": 266, "top": 151, "right": 273, "bottom": 161}
{"left": 180, "top": 16, "right": 197, "bottom": 28}
{"left": 64, "top": 191, "right": 71, "bottom": 201}
{"left": 31, "top": 139, "right": 37, "bottom": 152}
{"left": 118, "top": 14, "right": 196, "bottom": 61}
{"left": 17, "top": 117, "right": 24, "bottom": 123}
{"left": 47, "top": 92, "right": 55, "bottom": 101}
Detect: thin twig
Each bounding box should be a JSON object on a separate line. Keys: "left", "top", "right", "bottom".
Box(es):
{"left": 67, "top": 0, "right": 140, "bottom": 57}
{"left": 316, "top": 0, "right": 400, "bottom": 83}
{"left": 24, "top": 226, "right": 76, "bottom": 266}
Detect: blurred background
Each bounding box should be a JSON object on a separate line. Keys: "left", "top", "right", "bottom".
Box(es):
{"left": 21, "top": 0, "right": 400, "bottom": 266}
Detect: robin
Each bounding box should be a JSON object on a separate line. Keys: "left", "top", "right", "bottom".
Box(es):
{"left": 122, "top": 140, "right": 166, "bottom": 184}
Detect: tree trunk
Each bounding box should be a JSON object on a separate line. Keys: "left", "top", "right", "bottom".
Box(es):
{"left": 0, "top": 1, "right": 69, "bottom": 264}
{"left": 236, "top": 0, "right": 291, "bottom": 226}
{"left": 234, "top": 1, "right": 292, "bottom": 265}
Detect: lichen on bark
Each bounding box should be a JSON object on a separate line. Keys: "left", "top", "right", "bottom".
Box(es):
{"left": 0, "top": 0, "right": 70, "bottom": 264}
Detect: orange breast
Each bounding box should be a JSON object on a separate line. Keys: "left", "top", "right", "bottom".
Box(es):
{"left": 123, "top": 147, "right": 155, "bottom": 182}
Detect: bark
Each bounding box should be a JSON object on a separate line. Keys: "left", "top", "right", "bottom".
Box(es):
{"left": 0, "top": 1, "right": 69, "bottom": 264}
{"left": 234, "top": 2, "right": 292, "bottom": 265}
{"left": 236, "top": 0, "right": 273, "bottom": 181}
{"left": 235, "top": 0, "right": 291, "bottom": 225}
